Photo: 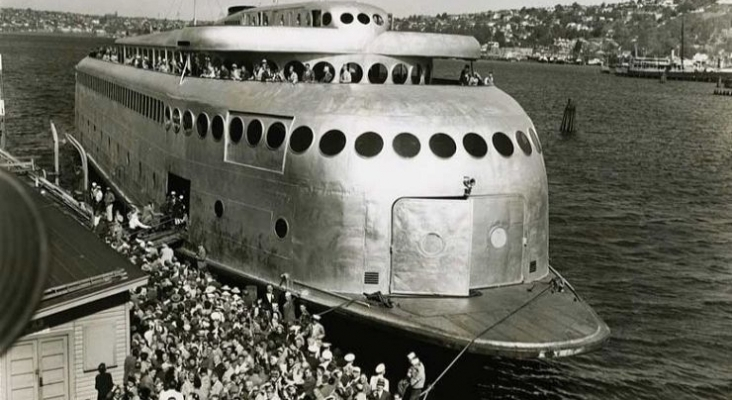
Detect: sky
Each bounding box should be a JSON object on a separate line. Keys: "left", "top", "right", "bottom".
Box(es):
{"left": 5, "top": 0, "right": 624, "bottom": 21}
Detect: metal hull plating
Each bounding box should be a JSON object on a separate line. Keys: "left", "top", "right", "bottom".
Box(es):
{"left": 75, "top": 55, "right": 609, "bottom": 357}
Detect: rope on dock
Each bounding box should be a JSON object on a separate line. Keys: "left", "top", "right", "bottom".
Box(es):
{"left": 419, "top": 283, "right": 555, "bottom": 400}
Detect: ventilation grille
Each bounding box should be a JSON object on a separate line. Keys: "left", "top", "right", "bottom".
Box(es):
{"left": 529, "top": 261, "right": 537, "bottom": 273}
{"left": 364, "top": 272, "right": 379, "bottom": 285}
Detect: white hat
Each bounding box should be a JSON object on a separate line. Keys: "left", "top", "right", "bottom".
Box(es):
{"left": 407, "top": 352, "right": 416, "bottom": 361}
{"left": 375, "top": 363, "right": 385, "bottom": 374}
{"left": 205, "top": 286, "right": 217, "bottom": 294}
{"left": 344, "top": 353, "right": 355, "bottom": 363}
{"left": 285, "top": 292, "right": 291, "bottom": 298}
{"left": 321, "top": 350, "right": 332, "bottom": 361}
{"left": 211, "top": 311, "right": 222, "bottom": 321}
{"left": 313, "top": 314, "right": 321, "bottom": 321}
{"left": 222, "top": 285, "right": 231, "bottom": 291}
{"left": 308, "top": 344, "right": 319, "bottom": 354}
{"left": 232, "top": 287, "right": 241, "bottom": 294}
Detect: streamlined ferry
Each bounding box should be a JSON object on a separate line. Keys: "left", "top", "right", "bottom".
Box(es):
{"left": 74, "top": 1, "right": 609, "bottom": 358}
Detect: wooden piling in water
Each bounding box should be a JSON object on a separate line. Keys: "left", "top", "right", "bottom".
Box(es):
{"left": 560, "top": 98, "right": 576, "bottom": 135}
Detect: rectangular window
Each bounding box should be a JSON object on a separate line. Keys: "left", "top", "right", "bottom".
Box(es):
{"left": 82, "top": 323, "right": 117, "bottom": 372}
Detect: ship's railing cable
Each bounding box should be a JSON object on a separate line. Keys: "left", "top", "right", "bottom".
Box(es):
{"left": 419, "top": 284, "right": 555, "bottom": 400}
{"left": 315, "top": 297, "right": 360, "bottom": 318}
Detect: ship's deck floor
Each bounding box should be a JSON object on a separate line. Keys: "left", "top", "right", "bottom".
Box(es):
{"left": 328, "top": 270, "right": 609, "bottom": 358}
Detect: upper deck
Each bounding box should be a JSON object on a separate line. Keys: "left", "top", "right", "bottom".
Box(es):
{"left": 115, "top": 1, "right": 480, "bottom": 60}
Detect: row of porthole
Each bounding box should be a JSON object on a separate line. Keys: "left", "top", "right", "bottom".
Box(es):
{"left": 214, "top": 200, "right": 289, "bottom": 239}
{"left": 322, "top": 12, "right": 384, "bottom": 27}
{"left": 164, "top": 107, "right": 543, "bottom": 158}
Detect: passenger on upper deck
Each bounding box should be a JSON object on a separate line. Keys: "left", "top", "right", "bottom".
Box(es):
{"left": 340, "top": 66, "right": 353, "bottom": 84}
{"left": 231, "top": 64, "right": 242, "bottom": 81}
{"left": 459, "top": 64, "right": 471, "bottom": 86}
{"left": 321, "top": 66, "right": 334, "bottom": 83}
{"left": 287, "top": 66, "right": 298, "bottom": 84}
{"left": 303, "top": 64, "right": 315, "bottom": 83}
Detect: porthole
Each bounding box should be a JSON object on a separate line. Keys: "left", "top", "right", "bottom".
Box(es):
{"left": 274, "top": 218, "right": 288, "bottom": 239}
{"left": 289, "top": 126, "right": 314, "bottom": 154}
{"left": 320, "top": 130, "right": 347, "bottom": 156}
{"left": 196, "top": 113, "right": 209, "bottom": 139}
{"left": 355, "top": 132, "right": 384, "bottom": 158}
{"left": 214, "top": 200, "right": 224, "bottom": 218}
{"left": 373, "top": 14, "right": 384, "bottom": 26}
{"left": 411, "top": 64, "right": 423, "bottom": 84}
{"left": 368, "top": 63, "right": 388, "bottom": 84}
{"left": 357, "top": 13, "right": 370, "bottom": 24}
{"left": 229, "top": 117, "right": 243, "bottom": 144}
{"left": 516, "top": 131, "right": 532, "bottom": 155}
{"left": 392, "top": 64, "right": 408, "bottom": 84}
{"left": 322, "top": 12, "right": 332, "bottom": 26}
{"left": 341, "top": 63, "right": 363, "bottom": 83}
{"left": 172, "top": 109, "right": 181, "bottom": 133}
{"left": 492, "top": 132, "right": 514, "bottom": 157}
{"left": 314, "top": 62, "right": 335, "bottom": 83}
{"left": 164, "top": 106, "right": 172, "bottom": 131}
{"left": 211, "top": 115, "right": 224, "bottom": 142}
{"left": 463, "top": 133, "right": 488, "bottom": 158}
{"left": 340, "top": 13, "right": 354, "bottom": 24}
{"left": 267, "top": 122, "right": 287, "bottom": 150}
{"left": 393, "top": 133, "right": 421, "bottom": 158}
{"left": 247, "top": 119, "right": 263, "bottom": 147}
{"left": 429, "top": 133, "right": 457, "bottom": 158}
{"left": 183, "top": 110, "right": 193, "bottom": 135}
{"left": 529, "top": 127, "right": 542, "bottom": 154}
{"left": 490, "top": 227, "right": 508, "bottom": 248}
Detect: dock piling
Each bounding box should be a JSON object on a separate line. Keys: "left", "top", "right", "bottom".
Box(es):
{"left": 560, "top": 98, "right": 576, "bottom": 135}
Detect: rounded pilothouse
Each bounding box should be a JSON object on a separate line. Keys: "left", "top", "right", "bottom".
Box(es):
{"left": 75, "top": 1, "right": 609, "bottom": 358}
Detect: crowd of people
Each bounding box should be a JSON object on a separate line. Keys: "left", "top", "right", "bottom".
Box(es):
{"left": 459, "top": 64, "right": 494, "bottom": 86}
{"left": 91, "top": 187, "right": 428, "bottom": 400}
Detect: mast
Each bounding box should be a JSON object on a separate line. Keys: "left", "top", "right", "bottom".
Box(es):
{"left": 680, "top": 16, "right": 685, "bottom": 71}
{"left": 193, "top": 0, "right": 197, "bottom": 26}
{"left": 0, "top": 54, "right": 5, "bottom": 150}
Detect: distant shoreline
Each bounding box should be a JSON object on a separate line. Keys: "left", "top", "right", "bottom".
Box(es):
{"left": 0, "top": 31, "right": 115, "bottom": 40}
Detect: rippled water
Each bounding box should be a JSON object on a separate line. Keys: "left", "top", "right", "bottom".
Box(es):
{"left": 2, "top": 34, "right": 732, "bottom": 400}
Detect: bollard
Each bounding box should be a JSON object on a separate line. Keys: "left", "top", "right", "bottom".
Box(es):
{"left": 560, "top": 98, "right": 576, "bottom": 135}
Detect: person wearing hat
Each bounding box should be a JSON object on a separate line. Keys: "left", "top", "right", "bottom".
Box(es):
{"left": 372, "top": 378, "right": 392, "bottom": 400}
{"left": 262, "top": 284, "right": 276, "bottom": 316}
{"left": 370, "top": 363, "right": 390, "bottom": 393}
{"left": 320, "top": 65, "right": 334, "bottom": 83}
{"left": 342, "top": 353, "right": 355, "bottom": 376}
{"left": 310, "top": 314, "right": 325, "bottom": 343}
{"left": 405, "top": 352, "right": 425, "bottom": 400}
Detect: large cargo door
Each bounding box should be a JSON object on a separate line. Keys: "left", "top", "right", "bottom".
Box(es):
{"left": 391, "top": 198, "right": 472, "bottom": 296}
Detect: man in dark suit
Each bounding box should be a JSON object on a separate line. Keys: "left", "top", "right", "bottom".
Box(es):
{"left": 371, "top": 378, "right": 391, "bottom": 400}
{"left": 262, "top": 284, "right": 276, "bottom": 317}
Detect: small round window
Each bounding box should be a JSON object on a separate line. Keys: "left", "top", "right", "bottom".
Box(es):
{"left": 411, "top": 64, "right": 423, "bottom": 84}
{"left": 172, "top": 109, "right": 181, "bottom": 133}
{"left": 373, "top": 14, "right": 384, "bottom": 25}
{"left": 164, "top": 106, "right": 172, "bottom": 131}
{"left": 368, "top": 63, "right": 388, "bottom": 84}
{"left": 183, "top": 110, "right": 193, "bottom": 134}
{"left": 393, "top": 133, "right": 421, "bottom": 158}
{"left": 322, "top": 12, "right": 332, "bottom": 26}
{"left": 357, "top": 13, "right": 370, "bottom": 24}
{"left": 392, "top": 64, "right": 408, "bottom": 84}
{"left": 342, "top": 63, "right": 363, "bottom": 83}
{"left": 290, "top": 126, "right": 314, "bottom": 154}
{"left": 529, "top": 127, "right": 542, "bottom": 153}
{"left": 340, "top": 13, "right": 354, "bottom": 24}
{"left": 196, "top": 113, "right": 209, "bottom": 139}
{"left": 320, "top": 130, "right": 347, "bottom": 156}
{"left": 516, "top": 131, "right": 532, "bottom": 155}
{"left": 492, "top": 132, "right": 514, "bottom": 157}
{"left": 355, "top": 132, "right": 384, "bottom": 158}
{"left": 214, "top": 200, "right": 224, "bottom": 218}
{"left": 229, "top": 117, "right": 243, "bottom": 144}
{"left": 429, "top": 133, "right": 457, "bottom": 158}
{"left": 314, "top": 62, "right": 335, "bottom": 83}
{"left": 247, "top": 119, "right": 263, "bottom": 147}
{"left": 463, "top": 133, "right": 488, "bottom": 158}
{"left": 267, "top": 122, "right": 287, "bottom": 150}
{"left": 274, "top": 218, "right": 288, "bottom": 239}
{"left": 211, "top": 115, "right": 224, "bottom": 142}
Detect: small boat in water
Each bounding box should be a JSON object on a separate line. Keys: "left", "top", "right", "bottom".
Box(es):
{"left": 74, "top": 1, "right": 609, "bottom": 358}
